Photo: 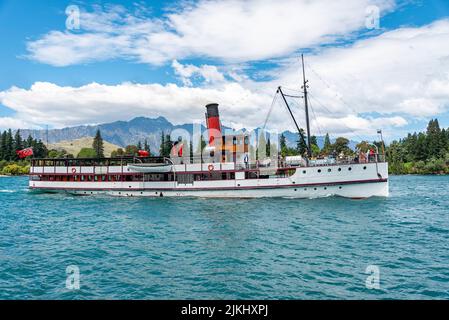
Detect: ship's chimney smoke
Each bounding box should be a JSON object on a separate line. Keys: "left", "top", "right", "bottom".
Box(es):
{"left": 205, "top": 103, "right": 221, "bottom": 146}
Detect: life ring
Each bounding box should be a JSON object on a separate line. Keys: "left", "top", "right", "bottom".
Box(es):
{"left": 208, "top": 164, "right": 214, "bottom": 172}
{"left": 71, "top": 168, "right": 77, "bottom": 174}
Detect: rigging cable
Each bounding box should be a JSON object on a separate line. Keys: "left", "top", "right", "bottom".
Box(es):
{"left": 307, "top": 97, "right": 323, "bottom": 137}
{"left": 303, "top": 60, "right": 371, "bottom": 142}
{"left": 307, "top": 91, "right": 366, "bottom": 142}
{"left": 262, "top": 91, "right": 279, "bottom": 132}
{"left": 305, "top": 61, "right": 362, "bottom": 118}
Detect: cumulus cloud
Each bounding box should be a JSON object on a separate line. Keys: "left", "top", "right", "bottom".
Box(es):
{"left": 0, "top": 117, "right": 34, "bottom": 131}
{"left": 26, "top": 0, "right": 394, "bottom": 66}
{"left": 270, "top": 19, "right": 449, "bottom": 122}
{"left": 172, "top": 60, "right": 225, "bottom": 86}
{"left": 0, "top": 78, "right": 408, "bottom": 138}
{"left": 0, "top": 81, "right": 269, "bottom": 129}
{"left": 313, "top": 115, "right": 407, "bottom": 136}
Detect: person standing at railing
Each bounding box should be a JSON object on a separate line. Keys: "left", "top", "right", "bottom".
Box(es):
{"left": 369, "top": 148, "right": 375, "bottom": 162}
{"left": 244, "top": 153, "right": 249, "bottom": 169}
{"left": 359, "top": 151, "right": 367, "bottom": 163}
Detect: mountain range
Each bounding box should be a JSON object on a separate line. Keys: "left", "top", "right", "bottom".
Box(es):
{"left": 19, "top": 116, "right": 357, "bottom": 154}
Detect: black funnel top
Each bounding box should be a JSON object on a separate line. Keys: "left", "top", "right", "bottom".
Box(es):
{"left": 205, "top": 103, "right": 219, "bottom": 118}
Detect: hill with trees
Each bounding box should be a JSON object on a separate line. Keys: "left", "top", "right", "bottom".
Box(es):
{"left": 387, "top": 119, "right": 449, "bottom": 174}
{"left": 2, "top": 118, "right": 449, "bottom": 175}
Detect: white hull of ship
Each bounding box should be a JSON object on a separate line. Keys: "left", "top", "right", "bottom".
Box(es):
{"left": 29, "top": 162, "right": 389, "bottom": 199}
{"left": 32, "top": 181, "right": 388, "bottom": 199}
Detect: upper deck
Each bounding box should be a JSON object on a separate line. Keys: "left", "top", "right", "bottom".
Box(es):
{"left": 29, "top": 154, "right": 385, "bottom": 175}
{"left": 30, "top": 156, "right": 239, "bottom": 175}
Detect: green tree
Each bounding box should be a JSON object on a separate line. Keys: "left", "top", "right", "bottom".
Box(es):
{"left": 426, "top": 119, "right": 443, "bottom": 158}
{"left": 92, "top": 129, "right": 104, "bottom": 158}
{"left": 77, "top": 148, "right": 97, "bottom": 158}
{"left": 2, "top": 163, "right": 25, "bottom": 175}
{"left": 111, "top": 148, "right": 125, "bottom": 157}
{"left": 296, "top": 129, "right": 308, "bottom": 156}
{"left": 164, "top": 134, "right": 173, "bottom": 157}
{"left": 14, "top": 130, "right": 23, "bottom": 160}
{"left": 415, "top": 132, "right": 427, "bottom": 161}
{"left": 25, "top": 134, "right": 34, "bottom": 148}
{"left": 125, "top": 145, "right": 138, "bottom": 156}
{"left": 48, "top": 149, "right": 69, "bottom": 158}
{"left": 280, "top": 134, "right": 288, "bottom": 157}
{"left": 5, "top": 129, "right": 14, "bottom": 160}
{"left": 159, "top": 131, "right": 165, "bottom": 156}
{"left": 323, "top": 133, "right": 331, "bottom": 154}
{"left": 32, "top": 139, "right": 48, "bottom": 158}
{"left": 0, "top": 131, "right": 6, "bottom": 160}
{"left": 159, "top": 133, "right": 173, "bottom": 157}
{"left": 279, "top": 133, "right": 297, "bottom": 157}
{"left": 310, "top": 135, "right": 320, "bottom": 157}
{"left": 332, "top": 137, "right": 352, "bottom": 155}
{"left": 144, "top": 139, "right": 150, "bottom": 153}
{"left": 386, "top": 118, "right": 449, "bottom": 174}
{"left": 356, "top": 141, "right": 376, "bottom": 153}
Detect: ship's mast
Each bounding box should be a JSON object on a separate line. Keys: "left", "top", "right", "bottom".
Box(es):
{"left": 277, "top": 86, "right": 308, "bottom": 153}
{"left": 301, "top": 54, "right": 312, "bottom": 158}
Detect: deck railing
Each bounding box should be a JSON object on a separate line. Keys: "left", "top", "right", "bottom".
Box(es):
{"left": 31, "top": 153, "right": 386, "bottom": 171}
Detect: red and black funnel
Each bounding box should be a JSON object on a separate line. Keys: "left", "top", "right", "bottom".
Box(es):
{"left": 205, "top": 103, "right": 221, "bottom": 145}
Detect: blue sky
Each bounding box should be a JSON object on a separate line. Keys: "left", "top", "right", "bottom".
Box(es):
{"left": 1, "top": 0, "right": 449, "bottom": 141}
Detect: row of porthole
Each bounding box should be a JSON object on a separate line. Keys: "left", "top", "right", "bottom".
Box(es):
{"left": 294, "top": 186, "right": 343, "bottom": 191}
{"left": 302, "top": 166, "right": 367, "bottom": 174}
{"left": 83, "top": 187, "right": 343, "bottom": 195}
{"left": 82, "top": 191, "right": 162, "bottom": 196}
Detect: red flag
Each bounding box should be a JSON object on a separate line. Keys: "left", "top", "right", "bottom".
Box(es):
{"left": 138, "top": 150, "right": 149, "bottom": 157}
{"left": 16, "top": 147, "right": 34, "bottom": 159}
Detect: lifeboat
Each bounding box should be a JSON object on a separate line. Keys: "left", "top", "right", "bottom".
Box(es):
{"left": 127, "top": 163, "right": 173, "bottom": 173}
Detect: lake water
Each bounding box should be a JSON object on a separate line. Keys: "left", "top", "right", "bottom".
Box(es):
{"left": 0, "top": 175, "right": 448, "bottom": 299}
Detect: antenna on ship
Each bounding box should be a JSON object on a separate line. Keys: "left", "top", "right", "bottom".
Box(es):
{"left": 301, "top": 54, "right": 312, "bottom": 159}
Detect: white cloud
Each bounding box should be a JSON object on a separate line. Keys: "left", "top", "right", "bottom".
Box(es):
{"left": 0, "top": 117, "right": 35, "bottom": 131}
{"left": 0, "top": 79, "right": 408, "bottom": 139}
{"left": 0, "top": 81, "right": 269, "bottom": 129}
{"left": 172, "top": 60, "right": 225, "bottom": 86}
{"left": 26, "top": 0, "right": 394, "bottom": 66}
{"left": 313, "top": 115, "right": 407, "bottom": 136}
{"left": 268, "top": 19, "right": 449, "bottom": 124}
{"left": 27, "top": 32, "right": 131, "bottom": 67}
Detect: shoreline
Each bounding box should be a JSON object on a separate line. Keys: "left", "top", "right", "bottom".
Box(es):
{"left": 390, "top": 171, "right": 449, "bottom": 175}
{"left": 0, "top": 175, "right": 29, "bottom": 177}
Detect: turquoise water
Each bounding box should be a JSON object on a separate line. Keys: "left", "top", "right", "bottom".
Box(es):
{"left": 0, "top": 175, "right": 448, "bottom": 299}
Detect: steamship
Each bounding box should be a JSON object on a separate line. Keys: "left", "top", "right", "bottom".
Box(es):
{"left": 29, "top": 56, "right": 388, "bottom": 198}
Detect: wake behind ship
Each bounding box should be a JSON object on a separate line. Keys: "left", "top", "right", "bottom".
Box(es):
{"left": 28, "top": 56, "right": 388, "bottom": 199}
